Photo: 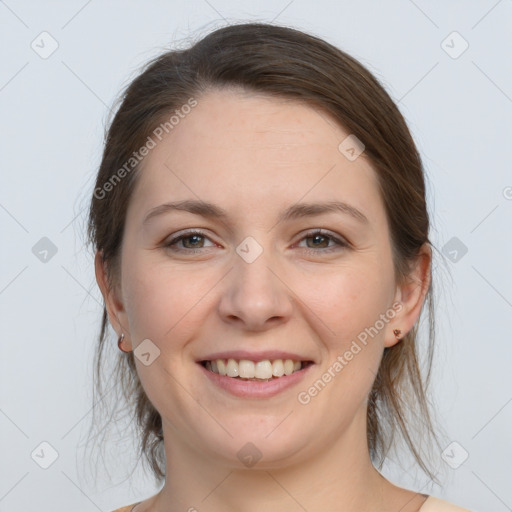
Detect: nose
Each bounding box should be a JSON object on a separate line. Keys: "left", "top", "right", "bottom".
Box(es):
{"left": 218, "top": 245, "right": 293, "bottom": 331}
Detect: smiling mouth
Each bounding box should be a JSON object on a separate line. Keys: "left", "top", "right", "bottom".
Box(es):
{"left": 200, "top": 358, "right": 314, "bottom": 381}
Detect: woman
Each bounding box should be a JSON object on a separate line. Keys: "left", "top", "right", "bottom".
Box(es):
{"left": 88, "top": 22, "right": 472, "bottom": 512}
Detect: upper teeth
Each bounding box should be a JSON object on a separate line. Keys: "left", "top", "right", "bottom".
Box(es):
{"left": 205, "top": 359, "right": 302, "bottom": 379}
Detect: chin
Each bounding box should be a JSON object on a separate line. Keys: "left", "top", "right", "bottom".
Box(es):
{"left": 193, "top": 420, "right": 310, "bottom": 469}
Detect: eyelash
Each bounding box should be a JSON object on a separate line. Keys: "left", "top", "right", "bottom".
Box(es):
{"left": 164, "top": 229, "right": 349, "bottom": 255}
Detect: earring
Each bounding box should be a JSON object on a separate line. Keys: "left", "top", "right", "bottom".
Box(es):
{"left": 117, "top": 333, "right": 132, "bottom": 353}
{"left": 393, "top": 328, "right": 402, "bottom": 341}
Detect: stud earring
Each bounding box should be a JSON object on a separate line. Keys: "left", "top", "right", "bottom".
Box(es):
{"left": 393, "top": 328, "right": 402, "bottom": 341}
{"left": 117, "top": 333, "right": 132, "bottom": 353}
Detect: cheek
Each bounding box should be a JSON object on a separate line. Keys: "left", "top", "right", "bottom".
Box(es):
{"left": 298, "top": 260, "right": 394, "bottom": 388}
{"left": 301, "top": 260, "right": 394, "bottom": 337}
{"left": 121, "top": 251, "right": 203, "bottom": 344}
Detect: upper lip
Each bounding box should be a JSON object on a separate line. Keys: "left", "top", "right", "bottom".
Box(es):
{"left": 197, "top": 350, "right": 315, "bottom": 363}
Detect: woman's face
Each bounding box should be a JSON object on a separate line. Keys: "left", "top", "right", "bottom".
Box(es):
{"left": 105, "top": 89, "right": 414, "bottom": 468}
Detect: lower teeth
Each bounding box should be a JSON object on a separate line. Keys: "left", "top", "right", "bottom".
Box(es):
{"left": 236, "top": 376, "right": 277, "bottom": 381}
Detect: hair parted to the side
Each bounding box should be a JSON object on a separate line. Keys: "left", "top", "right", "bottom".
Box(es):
{"left": 86, "top": 22, "right": 441, "bottom": 485}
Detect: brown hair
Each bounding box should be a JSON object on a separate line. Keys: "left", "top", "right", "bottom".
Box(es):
{"left": 87, "top": 22, "right": 439, "bottom": 484}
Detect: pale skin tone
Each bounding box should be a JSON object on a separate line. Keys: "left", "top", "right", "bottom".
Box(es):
{"left": 96, "top": 89, "right": 431, "bottom": 512}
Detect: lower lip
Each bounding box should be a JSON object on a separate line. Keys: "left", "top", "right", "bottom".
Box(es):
{"left": 198, "top": 363, "right": 313, "bottom": 399}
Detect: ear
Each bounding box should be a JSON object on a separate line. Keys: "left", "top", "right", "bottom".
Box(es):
{"left": 94, "top": 250, "right": 132, "bottom": 351}
{"left": 385, "top": 243, "right": 432, "bottom": 348}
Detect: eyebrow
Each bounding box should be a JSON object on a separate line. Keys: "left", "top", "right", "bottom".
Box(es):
{"left": 142, "top": 199, "right": 369, "bottom": 226}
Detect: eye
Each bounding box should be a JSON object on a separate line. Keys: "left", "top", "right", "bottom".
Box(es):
{"left": 163, "top": 229, "right": 349, "bottom": 255}
{"left": 164, "top": 230, "right": 216, "bottom": 253}
{"left": 296, "top": 229, "right": 349, "bottom": 254}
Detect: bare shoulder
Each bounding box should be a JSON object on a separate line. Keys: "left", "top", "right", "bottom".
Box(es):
{"left": 111, "top": 505, "right": 137, "bottom": 512}
{"left": 420, "top": 496, "right": 473, "bottom": 512}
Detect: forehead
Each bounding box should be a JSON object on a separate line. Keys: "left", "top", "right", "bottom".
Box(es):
{"left": 127, "top": 89, "right": 385, "bottom": 228}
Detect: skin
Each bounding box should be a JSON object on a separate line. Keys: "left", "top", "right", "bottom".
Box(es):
{"left": 96, "top": 88, "right": 431, "bottom": 512}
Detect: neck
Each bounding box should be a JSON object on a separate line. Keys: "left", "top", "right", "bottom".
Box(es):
{"left": 148, "top": 409, "right": 388, "bottom": 512}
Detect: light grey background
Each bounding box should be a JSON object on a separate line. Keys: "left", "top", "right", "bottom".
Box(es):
{"left": 1, "top": 1, "right": 511, "bottom": 511}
